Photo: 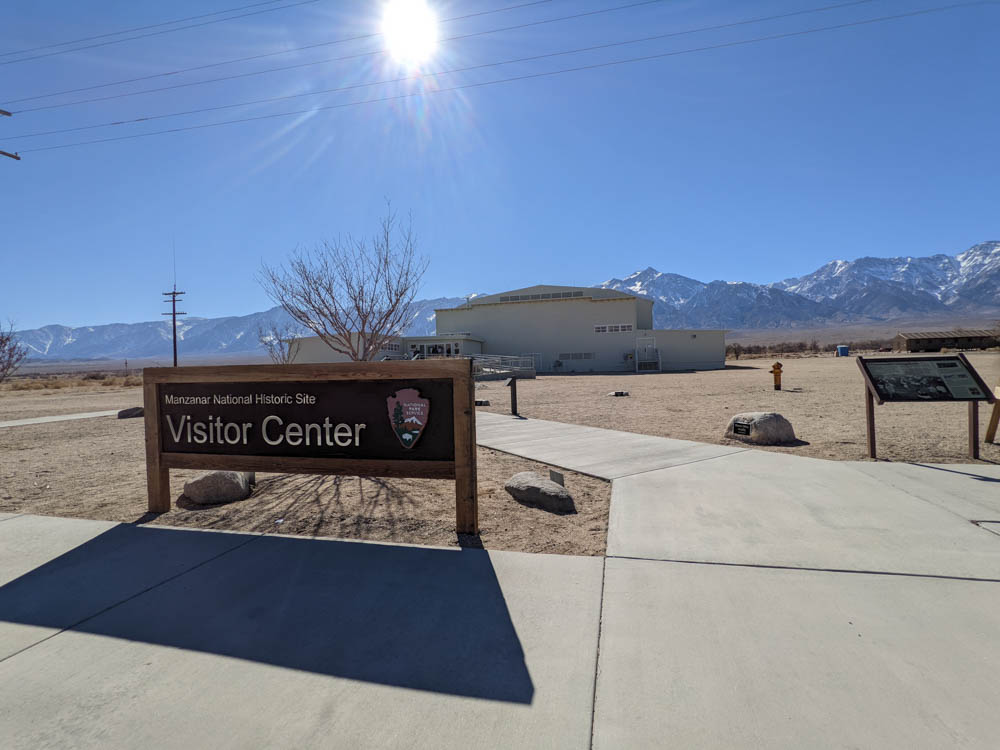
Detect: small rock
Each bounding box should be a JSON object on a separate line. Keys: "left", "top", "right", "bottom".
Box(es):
{"left": 504, "top": 471, "right": 576, "bottom": 514}
{"left": 183, "top": 471, "right": 253, "bottom": 505}
{"left": 725, "top": 412, "right": 796, "bottom": 445}
{"left": 606, "top": 391, "right": 629, "bottom": 397}
{"left": 117, "top": 407, "right": 144, "bottom": 419}
{"left": 475, "top": 399, "right": 491, "bottom": 406}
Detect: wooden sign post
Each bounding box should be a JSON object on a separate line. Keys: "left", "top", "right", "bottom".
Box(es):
{"left": 143, "top": 359, "right": 478, "bottom": 534}
{"left": 985, "top": 385, "right": 1000, "bottom": 445}
{"left": 856, "top": 354, "right": 995, "bottom": 460}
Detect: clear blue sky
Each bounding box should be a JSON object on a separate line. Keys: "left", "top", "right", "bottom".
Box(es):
{"left": 2, "top": 0, "right": 997, "bottom": 329}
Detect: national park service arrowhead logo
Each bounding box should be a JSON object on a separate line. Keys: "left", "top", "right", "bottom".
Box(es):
{"left": 387, "top": 388, "right": 430, "bottom": 450}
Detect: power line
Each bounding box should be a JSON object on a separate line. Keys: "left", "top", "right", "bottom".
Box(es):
{"left": 3, "top": 0, "right": 892, "bottom": 142}
{"left": 0, "top": 0, "right": 322, "bottom": 66}
{"left": 7, "top": 0, "right": 666, "bottom": 114}
{"left": 1, "top": 0, "right": 287, "bottom": 58}
{"left": 18, "top": 0, "right": 996, "bottom": 155}
{"left": 3, "top": 0, "right": 556, "bottom": 108}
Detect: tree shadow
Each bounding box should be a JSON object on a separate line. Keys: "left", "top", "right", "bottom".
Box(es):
{"left": 0, "top": 524, "right": 533, "bottom": 703}
{"left": 168, "top": 473, "right": 429, "bottom": 538}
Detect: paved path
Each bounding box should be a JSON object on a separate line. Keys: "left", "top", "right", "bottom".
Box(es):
{"left": 477, "top": 413, "right": 1000, "bottom": 748}
{"left": 2, "top": 416, "right": 999, "bottom": 747}
{"left": 0, "top": 514, "right": 603, "bottom": 749}
{"left": 0, "top": 410, "right": 120, "bottom": 429}
{"left": 476, "top": 411, "right": 746, "bottom": 479}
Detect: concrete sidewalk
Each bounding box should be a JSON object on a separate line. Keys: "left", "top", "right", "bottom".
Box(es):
{"left": 0, "top": 410, "right": 120, "bottom": 428}
{"left": 3, "top": 415, "right": 1000, "bottom": 747}
{"left": 476, "top": 411, "right": 745, "bottom": 479}
{"left": 477, "top": 412, "right": 1000, "bottom": 748}
{"left": 0, "top": 515, "right": 603, "bottom": 750}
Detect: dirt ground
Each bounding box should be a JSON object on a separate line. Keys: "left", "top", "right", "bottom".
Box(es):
{"left": 0, "top": 385, "right": 143, "bottom": 421}
{"left": 479, "top": 352, "right": 1000, "bottom": 464}
{"left": 0, "top": 411, "right": 610, "bottom": 556}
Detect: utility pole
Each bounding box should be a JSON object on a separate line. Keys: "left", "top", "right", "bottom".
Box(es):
{"left": 162, "top": 286, "right": 186, "bottom": 367}
{"left": 1, "top": 109, "right": 20, "bottom": 160}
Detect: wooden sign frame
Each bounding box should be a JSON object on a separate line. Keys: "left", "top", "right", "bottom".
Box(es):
{"left": 856, "top": 353, "right": 996, "bottom": 460}
{"left": 143, "top": 360, "right": 478, "bottom": 534}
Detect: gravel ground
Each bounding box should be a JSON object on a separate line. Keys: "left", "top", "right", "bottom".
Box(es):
{"left": 0, "top": 386, "right": 142, "bottom": 421}
{"left": 0, "top": 412, "right": 609, "bottom": 555}
{"left": 478, "top": 352, "right": 1000, "bottom": 464}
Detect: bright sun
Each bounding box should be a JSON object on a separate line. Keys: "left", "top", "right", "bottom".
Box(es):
{"left": 381, "top": 0, "right": 439, "bottom": 67}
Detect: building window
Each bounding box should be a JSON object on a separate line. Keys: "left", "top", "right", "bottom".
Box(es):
{"left": 595, "top": 324, "right": 633, "bottom": 333}
{"left": 558, "top": 352, "right": 595, "bottom": 360}
{"left": 380, "top": 342, "right": 401, "bottom": 352}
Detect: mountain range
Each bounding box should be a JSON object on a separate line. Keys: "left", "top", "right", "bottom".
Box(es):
{"left": 14, "top": 242, "right": 1000, "bottom": 360}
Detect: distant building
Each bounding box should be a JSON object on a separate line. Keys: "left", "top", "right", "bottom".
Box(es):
{"left": 292, "top": 284, "right": 726, "bottom": 373}
{"left": 893, "top": 329, "right": 998, "bottom": 353}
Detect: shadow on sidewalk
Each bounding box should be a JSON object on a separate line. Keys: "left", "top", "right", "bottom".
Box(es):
{"left": 0, "top": 524, "right": 534, "bottom": 703}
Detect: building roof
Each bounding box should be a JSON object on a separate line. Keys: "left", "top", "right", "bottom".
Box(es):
{"left": 895, "top": 329, "right": 997, "bottom": 339}
{"left": 448, "top": 285, "right": 641, "bottom": 309}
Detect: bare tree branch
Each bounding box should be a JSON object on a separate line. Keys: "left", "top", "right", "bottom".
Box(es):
{"left": 256, "top": 320, "right": 301, "bottom": 364}
{"left": 0, "top": 320, "right": 28, "bottom": 385}
{"left": 258, "top": 205, "right": 428, "bottom": 361}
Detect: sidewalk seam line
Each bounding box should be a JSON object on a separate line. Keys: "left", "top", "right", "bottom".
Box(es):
{"left": 587, "top": 555, "right": 608, "bottom": 750}
{"left": 0, "top": 529, "right": 267, "bottom": 666}
{"left": 0, "top": 514, "right": 24, "bottom": 523}
{"left": 605, "top": 554, "right": 1000, "bottom": 583}
{"left": 609, "top": 448, "right": 749, "bottom": 479}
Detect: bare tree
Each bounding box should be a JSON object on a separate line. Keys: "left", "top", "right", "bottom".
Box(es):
{"left": 256, "top": 321, "right": 300, "bottom": 364}
{"left": 259, "top": 208, "right": 428, "bottom": 361}
{"left": 0, "top": 320, "right": 28, "bottom": 385}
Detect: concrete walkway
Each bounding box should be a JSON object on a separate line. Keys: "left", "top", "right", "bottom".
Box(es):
{"left": 0, "top": 515, "right": 603, "bottom": 749}
{"left": 0, "top": 410, "right": 120, "bottom": 429}
{"left": 2, "top": 414, "right": 999, "bottom": 747}
{"left": 476, "top": 411, "right": 746, "bottom": 479}
{"left": 478, "top": 412, "right": 1000, "bottom": 748}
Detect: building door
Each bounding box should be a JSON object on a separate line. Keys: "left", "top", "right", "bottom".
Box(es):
{"left": 635, "top": 337, "right": 659, "bottom": 372}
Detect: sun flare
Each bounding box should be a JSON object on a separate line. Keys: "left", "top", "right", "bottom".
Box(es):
{"left": 381, "top": 0, "right": 439, "bottom": 67}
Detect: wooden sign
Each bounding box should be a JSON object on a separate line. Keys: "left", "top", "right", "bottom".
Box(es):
{"left": 856, "top": 354, "right": 995, "bottom": 460}
{"left": 143, "top": 360, "right": 478, "bottom": 533}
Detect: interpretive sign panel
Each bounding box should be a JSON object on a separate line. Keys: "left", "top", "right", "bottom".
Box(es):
{"left": 144, "top": 360, "right": 478, "bottom": 533}
{"left": 857, "top": 355, "right": 992, "bottom": 403}
{"left": 856, "top": 354, "right": 995, "bottom": 460}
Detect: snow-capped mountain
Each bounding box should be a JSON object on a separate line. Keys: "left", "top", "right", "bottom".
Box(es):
{"left": 16, "top": 298, "right": 468, "bottom": 360}
{"left": 597, "top": 241, "right": 1000, "bottom": 329}
{"left": 14, "top": 242, "right": 999, "bottom": 360}
{"left": 600, "top": 267, "right": 706, "bottom": 308}
{"left": 772, "top": 241, "right": 1000, "bottom": 308}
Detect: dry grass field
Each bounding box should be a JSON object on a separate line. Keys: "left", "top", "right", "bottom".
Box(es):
{"left": 0, "top": 400, "right": 610, "bottom": 556}
{"left": 2, "top": 353, "right": 997, "bottom": 552}
{"left": 479, "top": 352, "right": 1000, "bottom": 464}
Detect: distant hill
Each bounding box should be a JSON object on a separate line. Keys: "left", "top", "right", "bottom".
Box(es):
{"left": 599, "top": 241, "right": 1000, "bottom": 330}
{"left": 15, "top": 242, "right": 1000, "bottom": 360}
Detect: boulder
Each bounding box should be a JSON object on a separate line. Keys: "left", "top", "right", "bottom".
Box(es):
{"left": 504, "top": 471, "right": 576, "bottom": 514}
{"left": 183, "top": 471, "right": 253, "bottom": 505}
{"left": 725, "top": 412, "right": 796, "bottom": 445}
{"left": 117, "top": 407, "right": 144, "bottom": 419}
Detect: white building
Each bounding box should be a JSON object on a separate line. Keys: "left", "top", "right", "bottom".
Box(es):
{"left": 291, "top": 285, "right": 725, "bottom": 373}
